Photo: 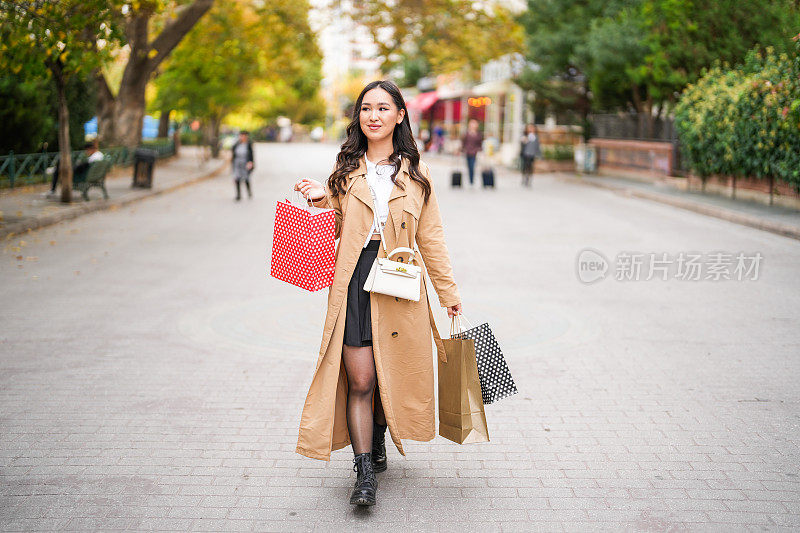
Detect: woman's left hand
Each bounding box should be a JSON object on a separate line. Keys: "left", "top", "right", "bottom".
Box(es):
{"left": 446, "top": 302, "right": 462, "bottom": 318}
{"left": 246, "top": 161, "right": 253, "bottom": 170}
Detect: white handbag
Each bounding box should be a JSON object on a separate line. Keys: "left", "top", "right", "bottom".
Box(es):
{"left": 362, "top": 186, "right": 422, "bottom": 301}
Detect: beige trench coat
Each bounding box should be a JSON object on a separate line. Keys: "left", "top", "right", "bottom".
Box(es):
{"left": 295, "top": 155, "right": 461, "bottom": 461}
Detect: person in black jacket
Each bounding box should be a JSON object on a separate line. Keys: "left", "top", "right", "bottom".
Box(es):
{"left": 231, "top": 130, "right": 254, "bottom": 200}
{"left": 519, "top": 123, "right": 541, "bottom": 187}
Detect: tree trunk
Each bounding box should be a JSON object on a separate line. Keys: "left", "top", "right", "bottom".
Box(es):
{"left": 114, "top": 12, "right": 150, "bottom": 150}
{"left": 581, "top": 79, "right": 591, "bottom": 142}
{"left": 631, "top": 85, "right": 643, "bottom": 115}
{"left": 113, "top": 78, "right": 148, "bottom": 149}
{"left": 94, "top": 69, "right": 115, "bottom": 146}
{"left": 643, "top": 94, "right": 655, "bottom": 140}
{"left": 769, "top": 174, "right": 774, "bottom": 206}
{"left": 173, "top": 127, "right": 181, "bottom": 156}
{"left": 95, "top": 1, "right": 215, "bottom": 147}
{"left": 209, "top": 115, "right": 222, "bottom": 158}
{"left": 158, "top": 109, "right": 171, "bottom": 138}
{"left": 50, "top": 60, "right": 73, "bottom": 203}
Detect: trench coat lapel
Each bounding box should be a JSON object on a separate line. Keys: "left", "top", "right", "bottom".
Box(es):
{"left": 387, "top": 159, "right": 409, "bottom": 243}
{"left": 347, "top": 155, "right": 409, "bottom": 244}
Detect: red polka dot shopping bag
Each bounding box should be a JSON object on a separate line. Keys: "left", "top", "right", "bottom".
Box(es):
{"left": 269, "top": 190, "right": 336, "bottom": 291}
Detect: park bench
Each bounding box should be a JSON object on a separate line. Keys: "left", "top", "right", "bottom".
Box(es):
{"left": 73, "top": 159, "right": 111, "bottom": 201}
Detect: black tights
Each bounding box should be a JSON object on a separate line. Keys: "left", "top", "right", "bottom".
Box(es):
{"left": 342, "top": 344, "right": 386, "bottom": 454}
{"left": 235, "top": 179, "right": 251, "bottom": 198}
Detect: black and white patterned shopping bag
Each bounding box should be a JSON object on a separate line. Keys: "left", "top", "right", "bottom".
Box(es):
{"left": 451, "top": 315, "right": 517, "bottom": 404}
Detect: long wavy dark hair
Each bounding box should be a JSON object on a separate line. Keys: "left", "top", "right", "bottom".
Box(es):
{"left": 328, "top": 80, "right": 431, "bottom": 203}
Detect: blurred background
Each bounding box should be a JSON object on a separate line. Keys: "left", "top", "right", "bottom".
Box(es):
{"left": 1, "top": 0, "right": 798, "bottom": 202}
{"left": 2, "top": 3, "right": 800, "bottom": 529}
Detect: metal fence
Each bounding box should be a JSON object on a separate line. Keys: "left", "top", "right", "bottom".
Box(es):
{"left": 0, "top": 138, "right": 175, "bottom": 189}
{"left": 590, "top": 113, "right": 684, "bottom": 174}
{"left": 590, "top": 113, "right": 678, "bottom": 142}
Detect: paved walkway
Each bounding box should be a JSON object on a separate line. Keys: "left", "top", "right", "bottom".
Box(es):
{"left": 559, "top": 173, "right": 800, "bottom": 241}
{"left": 1, "top": 143, "right": 799, "bottom": 531}
{"left": 0, "top": 146, "right": 226, "bottom": 240}
{"left": 428, "top": 153, "right": 800, "bottom": 241}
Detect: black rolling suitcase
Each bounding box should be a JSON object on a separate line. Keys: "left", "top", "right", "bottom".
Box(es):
{"left": 481, "top": 168, "right": 495, "bottom": 188}
{"left": 450, "top": 153, "right": 463, "bottom": 188}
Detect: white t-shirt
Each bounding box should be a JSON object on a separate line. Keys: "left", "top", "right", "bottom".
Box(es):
{"left": 88, "top": 150, "right": 104, "bottom": 163}
{"left": 363, "top": 154, "right": 398, "bottom": 248}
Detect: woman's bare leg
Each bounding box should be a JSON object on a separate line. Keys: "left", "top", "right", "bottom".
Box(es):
{"left": 342, "top": 344, "right": 376, "bottom": 454}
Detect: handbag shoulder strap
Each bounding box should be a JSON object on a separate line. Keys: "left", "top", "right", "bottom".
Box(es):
{"left": 367, "top": 183, "right": 419, "bottom": 260}
{"left": 367, "top": 184, "right": 388, "bottom": 256}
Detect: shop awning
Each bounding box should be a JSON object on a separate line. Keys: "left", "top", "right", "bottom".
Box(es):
{"left": 406, "top": 90, "right": 438, "bottom": 112}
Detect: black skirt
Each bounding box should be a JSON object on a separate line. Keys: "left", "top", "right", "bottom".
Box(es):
{"left": 344, "top": 238, "right": 381, "bottom": 347}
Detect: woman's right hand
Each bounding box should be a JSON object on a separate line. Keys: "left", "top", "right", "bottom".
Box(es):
{"left": 294, "top": 178, "right": 325, "bottom": 201}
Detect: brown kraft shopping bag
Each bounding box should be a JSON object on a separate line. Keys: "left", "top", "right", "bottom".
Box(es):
{"left": 438, "top": 316, "right": 490, "bottom": 444}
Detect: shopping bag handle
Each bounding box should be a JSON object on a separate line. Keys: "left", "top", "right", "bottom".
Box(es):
{"left": 287, "top": 187, "right": 320, "bottom": 209}
{"left": 456, "top": 313, "right": 475, "bottom": 329}
{"left": 449, "top": 313, "right": 467, "bottom": 338}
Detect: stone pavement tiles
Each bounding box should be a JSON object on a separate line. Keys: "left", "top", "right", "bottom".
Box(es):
{"left": 1, "top": 142, "right": 799, "bottom": 531}
{"left": 0, "top": 146, "right": 225, "bottom": 240}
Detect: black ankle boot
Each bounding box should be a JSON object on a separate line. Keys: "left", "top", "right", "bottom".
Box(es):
{"left": 371, "top": 422, "right": 387, "bottom": 473}
{"left": 350, "top": 452, "right": 377, "bottom": 506}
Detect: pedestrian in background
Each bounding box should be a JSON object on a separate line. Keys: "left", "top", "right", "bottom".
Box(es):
{"left": 231, "top": 130, "right": 254, "bottom": 201}
{"left": 419, "top": 128, "right": 430, "bottom": 151}
{"left": 460, "top": 118, "right": 483, "bottom": 187}
{"left": 432, "top": 124, "right": 445, "bottom": 153}
{"left": 293, "top": 79, "right": 462, "bottom": 507}
{"left": 520, "top": 123, "right": 541, "bottom": 187}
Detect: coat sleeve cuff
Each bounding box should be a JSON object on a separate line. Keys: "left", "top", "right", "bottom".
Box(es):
{"left": 438, "top": 293, "right": 461, "bottom": 308}
{"left": 307, "top": 195, "right": 330, "bottom": 208}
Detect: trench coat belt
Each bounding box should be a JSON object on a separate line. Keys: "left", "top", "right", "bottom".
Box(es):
{"left": 419, "top": 259, "right": 448, "bottom": 364}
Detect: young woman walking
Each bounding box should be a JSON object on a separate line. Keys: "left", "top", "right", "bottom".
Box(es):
{"left": 293, "top": 80, "right": 462, "bottom": 506}
{"left": 460, "top": 118, "right": 484, "bottom": 187}
{"left": 520, "top": 123, "right": 541, "bottom": 187}
{"left": 231, "top": 130, "right": 254, "bottom": 200}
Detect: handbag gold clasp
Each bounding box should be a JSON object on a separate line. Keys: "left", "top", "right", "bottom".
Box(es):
{"left": 396, "top": 266, "right": 407, "bottom": 273}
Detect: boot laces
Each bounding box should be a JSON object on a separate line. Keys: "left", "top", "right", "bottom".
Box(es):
{"left": 352, "top": 453, "right": 374, "bottom": 479}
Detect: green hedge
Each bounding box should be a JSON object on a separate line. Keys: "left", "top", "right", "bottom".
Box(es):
{"left": 675, "top": 37, "right": 800, "bottom": 192}
{"left": 542, "top": 144, "right": 575, "bottom": 161}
